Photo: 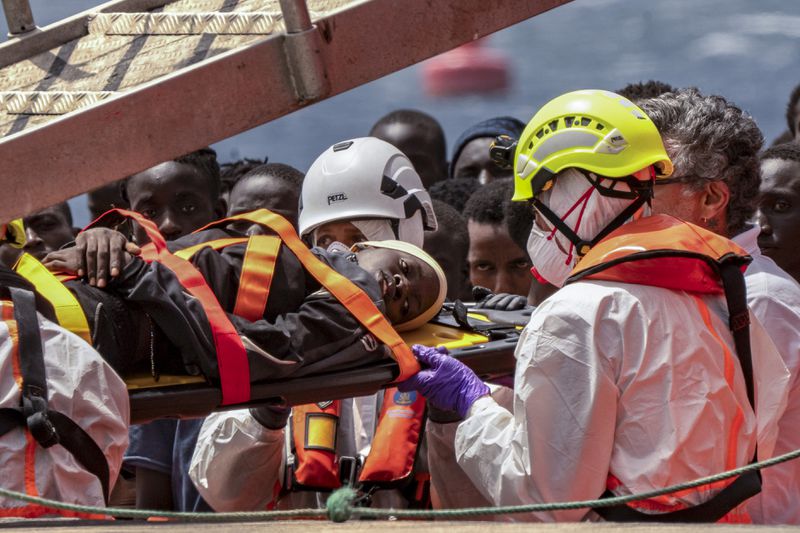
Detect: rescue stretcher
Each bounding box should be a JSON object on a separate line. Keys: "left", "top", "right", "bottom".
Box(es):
{"left": 126, "top": 306, "right": 529, "bottom": 424}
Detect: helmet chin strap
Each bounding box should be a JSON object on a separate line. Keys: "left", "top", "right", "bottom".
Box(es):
{"left": 531, "top": 169, "right": 655, "bottom": 259}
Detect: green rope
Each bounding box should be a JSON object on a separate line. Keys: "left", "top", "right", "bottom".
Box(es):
{"left": 1, "top": 447, "right": 798, "bottom": 522}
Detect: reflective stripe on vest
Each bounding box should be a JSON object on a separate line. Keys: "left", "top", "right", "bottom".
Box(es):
{"left": 85, "top": 209, "right": 251, "bottom": 405}
{"left": 13, "top": 253, "right": 92, "bottom": 344}
{"left": 290, "top": 387, "right": 426, "bottom": 491}
{"left": 567, "top": 214, "right": 755, "bottom": 522}
{"left": 291, "top": 401, "right": 342, "bottom": 491}
{"left": 194, "top": 209, "right": 421, "bottom": 381}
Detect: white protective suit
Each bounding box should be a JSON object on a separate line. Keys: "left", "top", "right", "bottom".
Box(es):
{"left": 735, "top": 226, "right": 800, "bottom": 525}
{"left": 454, "top": 279, "right": 789, "bottom": 522}
{"left": 190, "top": 393, "right": 411, "bottom": 511}
{"left": 426, "top": 384, "right": 513, "bottom": 511}
{"left": 0, "top": 306, "right": 129, "bottom": 514}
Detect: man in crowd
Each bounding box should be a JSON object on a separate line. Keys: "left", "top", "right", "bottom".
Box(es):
{"left": 639, "top": 90, "right": 800, "bottom": 525}
{"left": 450, "top": 117, "right": 525, "bottom": 184}
{"left": 463, "top": 179, "right": 532, "bottom": 299}
{"left": 757, "top": 143, "right": 800, "bottom": 284}
{"left": 370, "top": 109, "right": 448, "bottom": 188}
{"left": 0, "top": 203, "right": 76, "bottom": 267}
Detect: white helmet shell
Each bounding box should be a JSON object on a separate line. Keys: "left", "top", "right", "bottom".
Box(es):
{"left": 299, "top": 137, "right": 437, "bottom": 248}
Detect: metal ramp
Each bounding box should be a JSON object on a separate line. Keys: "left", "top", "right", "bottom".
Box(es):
{"left": 0, "top": 0, "right": 569, "bottom": 223}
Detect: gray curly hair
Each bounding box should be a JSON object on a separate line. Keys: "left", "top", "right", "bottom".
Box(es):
{"left": 639, "top": 88, "right": 763, "bottom": 237}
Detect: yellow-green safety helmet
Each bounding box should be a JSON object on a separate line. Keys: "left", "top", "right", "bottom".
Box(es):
{"left": 512, "top": 90, "right": 673, "bottom": 201}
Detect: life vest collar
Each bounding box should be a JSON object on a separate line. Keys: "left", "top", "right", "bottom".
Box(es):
{"left": 567, "top": 214, "right": 751, "bottom": 295}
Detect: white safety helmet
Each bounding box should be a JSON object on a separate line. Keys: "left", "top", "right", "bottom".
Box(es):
{"left": 298, "top": 137, "right": 438, "bottom": 248}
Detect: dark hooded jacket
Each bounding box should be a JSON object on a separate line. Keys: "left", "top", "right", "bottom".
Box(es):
{"left": 66, "top": 228, "right": 390, "bottom": 384}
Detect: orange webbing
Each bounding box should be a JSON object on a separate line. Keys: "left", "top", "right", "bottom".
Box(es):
{"left": 195, "top": 209, "right": 421, "bottom": 381}
{"left": 291, "top": 402, "right": 341, "bottom": 491}
{"left": 84, "top": 209, "right": 251, "bottom": 405}
{"left": 233, "top": 236, "right": 281, "bottom": 322}
{"left": 358, "top": 387, "right": 426, "bottom": 484}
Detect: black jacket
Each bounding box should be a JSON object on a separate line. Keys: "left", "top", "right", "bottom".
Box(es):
{"left": 67, "top": 229, "right": 389, "bottom": 385}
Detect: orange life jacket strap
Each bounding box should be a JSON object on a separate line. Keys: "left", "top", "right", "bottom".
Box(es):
{"left": 233, "top": 236, "right": 281, "bottom": 322}
{"left": 195, "top": 209, "right": 420, "bottom": 381}
{"left": 291, "top": 402, "right": 341, "bottom": 491}
{"left": 569, "top": 215, "right": 749, "bottom": 294}
{"left": 358, "top": 386, "right": 426, "bottom": 486}
{"left": 84, "top": 209, "right": 251, "bottom": 405}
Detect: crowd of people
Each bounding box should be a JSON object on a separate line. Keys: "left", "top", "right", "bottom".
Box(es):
{"left": 0, "top": 79, "right": 798, "bottom": 524}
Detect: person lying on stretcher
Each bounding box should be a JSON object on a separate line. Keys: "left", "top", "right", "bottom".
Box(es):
{"left": 42, "top": 209, "right": 447, "bottom": 385}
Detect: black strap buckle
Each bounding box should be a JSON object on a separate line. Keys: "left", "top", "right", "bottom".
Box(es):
{"left": 27, "top": 411, "right": 59, "bottom": 448}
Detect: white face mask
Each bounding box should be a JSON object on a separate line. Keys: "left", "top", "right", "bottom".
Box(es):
{"left": 526, "top": 223, "right": 573, "bottom": 287}
{"left": 526, "top": 168, "right": 646, "bottom": 287}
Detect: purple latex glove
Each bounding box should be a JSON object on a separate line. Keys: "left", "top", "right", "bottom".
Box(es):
{"left": 398, "top": 344, "right": 490, "bottom": 418}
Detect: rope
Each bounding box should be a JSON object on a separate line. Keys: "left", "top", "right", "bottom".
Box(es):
{"left": 0, "top": 447, "right": 797, "bottom": 522}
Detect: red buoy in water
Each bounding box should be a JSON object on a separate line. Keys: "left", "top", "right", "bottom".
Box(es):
{"left": 423, "top": 39, "right": 509, "bottom": 97}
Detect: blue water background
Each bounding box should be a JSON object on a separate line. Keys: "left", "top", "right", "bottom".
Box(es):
{"left": 3, "top": 0, "right": 799, "bottom": 227}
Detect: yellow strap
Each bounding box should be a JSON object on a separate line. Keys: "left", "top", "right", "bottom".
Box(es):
{"left": 14, "top": 253, "right": 92, "bottom": 344}
{"left": 174, "top": 237, "right": 249, "bottom": 260}
{"left": 195, "top": 210, "right": 421, "bottom": 381}
{"left": 233, "top": 235, "right": 281, "bottom": 322}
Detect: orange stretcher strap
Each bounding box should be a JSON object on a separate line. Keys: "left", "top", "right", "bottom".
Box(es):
{"left": 85, "top": 209, "right": 251, "bottom": 405}
{"left": 14, "top": 253, "right": 92, "bottom": 344}
{"left": 195, "top": 209, "right": 421, "bottom": 381}
{"left": 233, "top": 236, "right": 281, "bottom": 322}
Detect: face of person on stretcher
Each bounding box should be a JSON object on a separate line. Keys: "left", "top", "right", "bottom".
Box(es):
{"left": 354, "top": 247, "right": 439, "bottom": 325}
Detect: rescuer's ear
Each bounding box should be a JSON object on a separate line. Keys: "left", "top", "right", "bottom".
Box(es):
{"left": 699, "top": 180, "right": 730, "bottom": 231}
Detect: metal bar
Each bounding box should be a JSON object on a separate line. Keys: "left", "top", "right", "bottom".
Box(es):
{"left": 88, "top": 12, "right": 281, "bottom": 36}
{"left": 0, "top": 0, "right": 572, "bottom": 222}
{"left": 1, "top": 0, "right": 35, "bottom": 36}
{"left": 279, "top": 0, "right": 313, "bottom": 33}
{"left": 0, "top": 0, "right": 173, "bottom": 69}
{"left": 280, "top": 0, "right": 329, "bottom": 102}
{"left": 0, "top": 91, "right": 116, "bottom": 115}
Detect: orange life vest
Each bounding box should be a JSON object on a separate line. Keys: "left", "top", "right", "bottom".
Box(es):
{"left": 569, "top": 214, "right": 757, "bottom": 524}
{"left": 289, "top": 387, "right": 426, "bottom": 496}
